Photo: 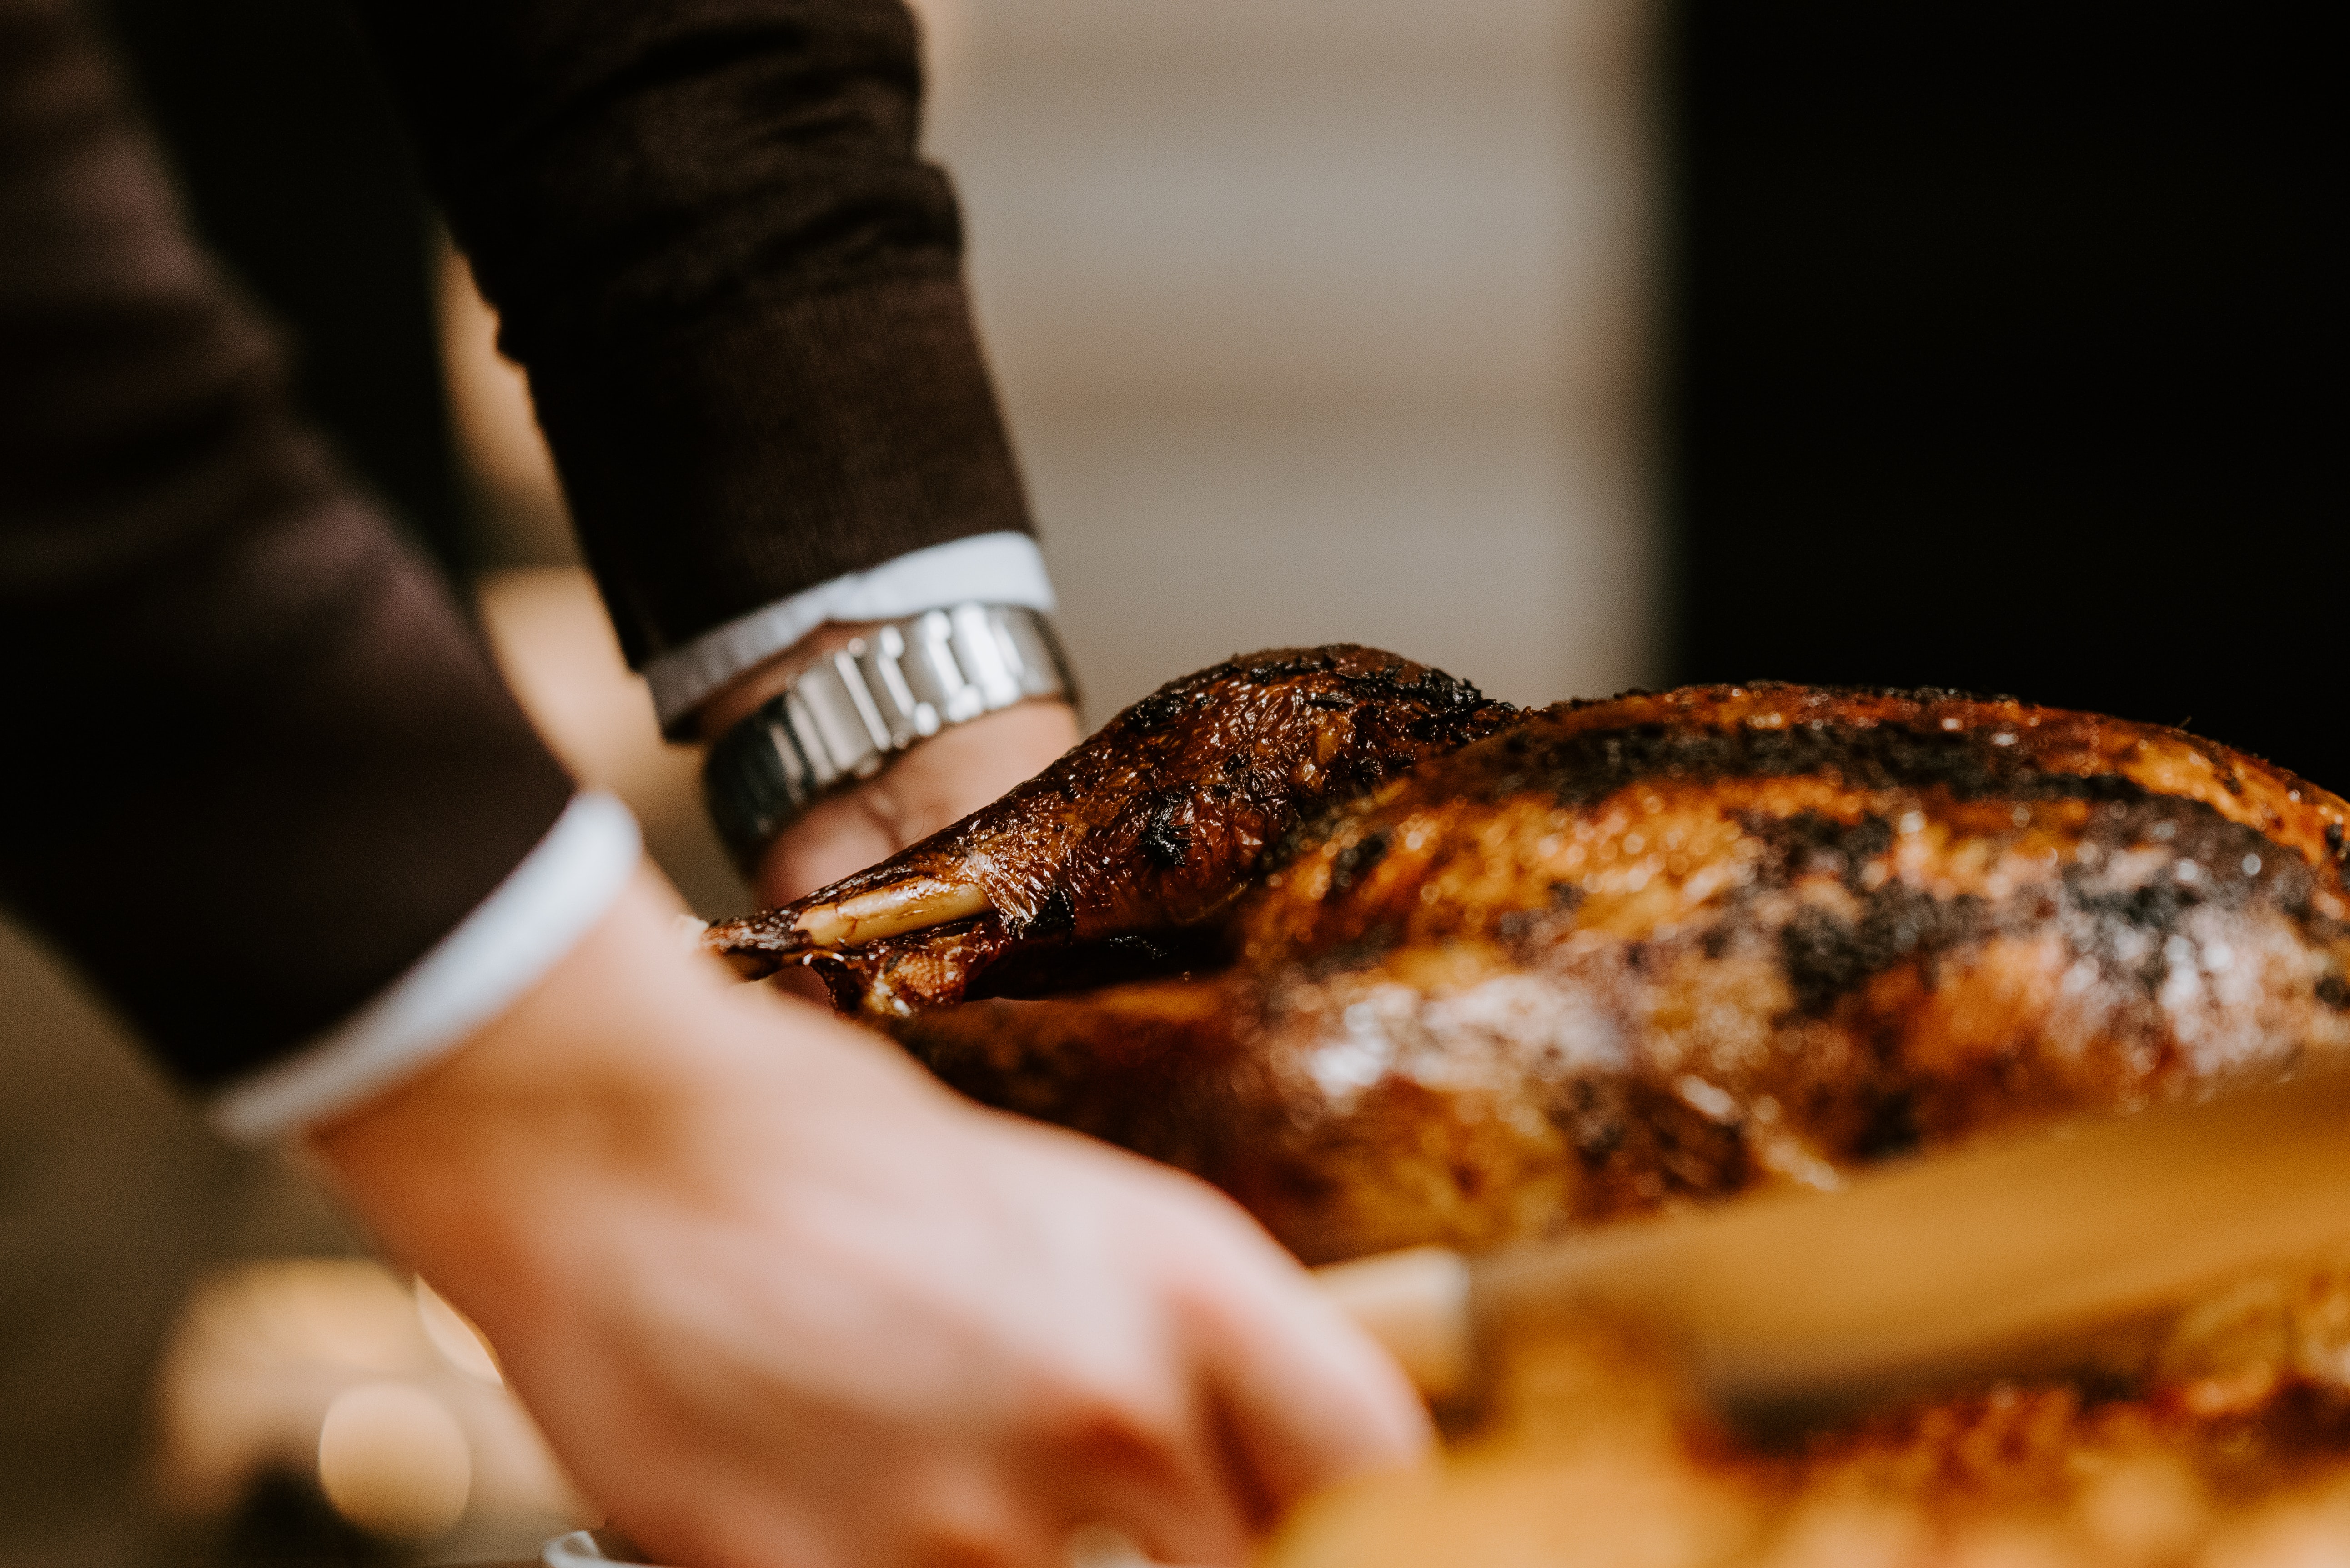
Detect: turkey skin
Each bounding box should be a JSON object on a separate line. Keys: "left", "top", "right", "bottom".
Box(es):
{"left": 709, "top": 652, "right": 2350, "bottom": 1265}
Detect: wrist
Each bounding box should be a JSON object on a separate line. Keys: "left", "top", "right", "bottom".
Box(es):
{"left": 305, "top": 871, "right": 702, "bottom": 1283}
{"left": 698, "top": 605, "right": 1076, "bottom": 872}
{"left": 305, "top": 869, "right": 924, "bottom": 1317}
{"left": 750, "top": 698, "right": 1081, "bottom": 902}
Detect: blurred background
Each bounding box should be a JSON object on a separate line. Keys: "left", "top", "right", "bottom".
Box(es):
{"left": 0, "top": 0, "right": 2330, "bottom": 1561}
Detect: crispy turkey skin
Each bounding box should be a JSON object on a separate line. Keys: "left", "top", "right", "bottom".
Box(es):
{"left": 711, "top": 644, "right": 1517, "bottom": 1002}
{"left": 707, "top": 654, "right": 2350, "bottom": 1266}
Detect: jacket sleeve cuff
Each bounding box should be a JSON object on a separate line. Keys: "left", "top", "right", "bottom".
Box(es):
{"left": 207, "top": 792, "right": 643, "bottom": 1142}
{"left": 640, "top": 532, "right": 1058, "bottom": 734}
{"left": 529, "top": 276, "right": 1038, "bottom": 668}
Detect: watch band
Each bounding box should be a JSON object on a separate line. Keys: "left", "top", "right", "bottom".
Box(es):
{"left": 702, "top": 603, "right": 1074, "bottom": 869}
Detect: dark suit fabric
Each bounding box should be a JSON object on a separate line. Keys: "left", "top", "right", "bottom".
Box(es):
{"left": 0, "top": 0, "right": 1030, "bottom": 1088}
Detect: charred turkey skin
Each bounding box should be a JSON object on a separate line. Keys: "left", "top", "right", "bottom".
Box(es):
{"left": 711, "top": 664, "right": 2350, "bottom": 1266}
{"left": 709, "top": 644, "right": 1517, "bottom": 1010}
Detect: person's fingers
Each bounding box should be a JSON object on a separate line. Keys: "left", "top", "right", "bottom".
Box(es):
{"left": 899, "top": 1468, "right": 1062, "bottom": 1568}
{"left": 1188, "top": 1258, "right": 1436, "bottom": 1522}
{"left": 1049, "top": 1400, "right": 1259, "bottom": 1568}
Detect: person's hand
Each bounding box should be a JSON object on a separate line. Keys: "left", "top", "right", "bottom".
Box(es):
{"left": 696, "top": 623, "right": 1082, "bottom": 907}
{"left": 755, "top": 700, "right": 1079, "bottom": 905}
{"left": 310, "top": 869, "right": 1431, "bottom": 1568}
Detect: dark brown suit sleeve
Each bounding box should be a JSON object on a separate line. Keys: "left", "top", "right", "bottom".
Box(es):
{"left": 0, "top": 0, "right": 575, "bottom": 1092}
{"left": 4, "top": 0, "right": 1026, "bottom": 1090}
{"left": 352, "top": 0, "right": 1037, "bottom": 669}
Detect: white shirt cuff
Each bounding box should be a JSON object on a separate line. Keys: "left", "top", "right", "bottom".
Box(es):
{"left": 641, "top": 532, "right": 1057, "bottom": 734}
{"left": 209, "top": 792, "right": 644, "bottom": 1143}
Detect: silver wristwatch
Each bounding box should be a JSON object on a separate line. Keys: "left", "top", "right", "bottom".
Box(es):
{"left": 702, "top": 603, "right": 1074, "bottom": 869}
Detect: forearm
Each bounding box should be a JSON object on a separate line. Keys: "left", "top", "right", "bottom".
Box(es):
{"left": 0, "top": 0, "right": 572, "bottom": 1088}
{"left": 348, "top": 0, "right": 1074, "bottom": 886}
{"left": 308, "top": 867, "right": 906, "bottom": 1314}
{"left": 350, "top": 0, "right": 1037, "bottom": 672}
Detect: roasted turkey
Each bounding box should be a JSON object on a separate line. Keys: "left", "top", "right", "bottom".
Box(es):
{"left": 708, "top": 646, "right": 2350, "bottom": 1266}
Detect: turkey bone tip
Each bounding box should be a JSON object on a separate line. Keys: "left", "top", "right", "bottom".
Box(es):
{"left": 795, "top": 876, "right": 992, "bottom": 948}
{"left": 708, "top": 877, "right": 993, "bottom": 979}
